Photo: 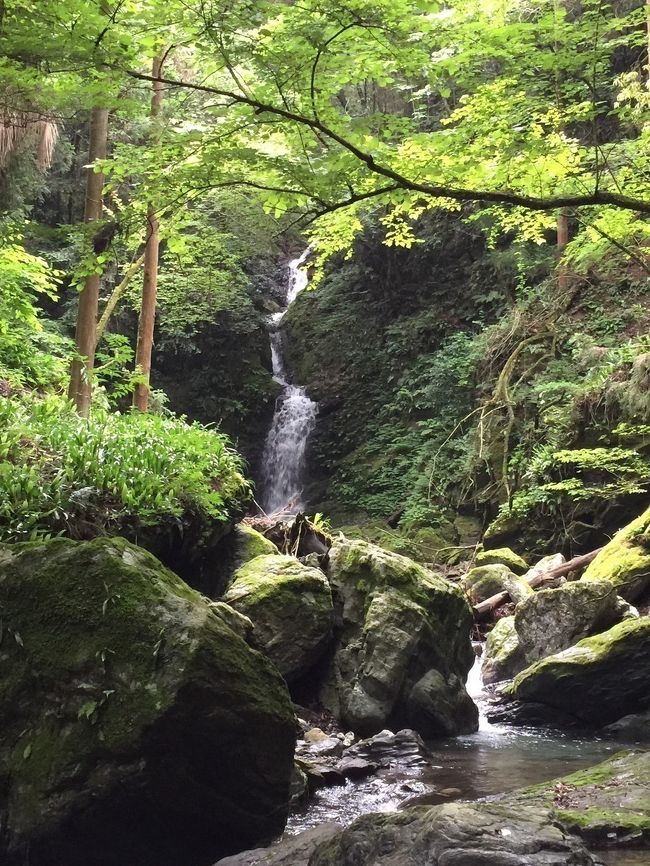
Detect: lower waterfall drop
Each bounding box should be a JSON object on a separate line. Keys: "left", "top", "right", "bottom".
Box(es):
{"left": 259, "top": 250, "right": 318, "bottom": 514}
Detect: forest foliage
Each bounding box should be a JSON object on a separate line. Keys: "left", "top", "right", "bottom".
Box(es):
{"left": 0, "top": 0, "right": 649, "bottom": 551}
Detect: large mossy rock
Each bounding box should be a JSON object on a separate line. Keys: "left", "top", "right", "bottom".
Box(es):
{"left": 509, "top": 749, "right": 650, "bottom": 846}
{"left": 321, "top": 539, "right": 477, "bottom": 738}
{"left": 232, "top": 523, "right": 278, "bottom": 568}
{"left": 308, "top": 800, "right": 599, "bottom": 866}
{"left": 223, "top": 554, "right": 333, "bottom": 683}
{"left": 504, "top": 617, "right": 650, "bottom": 726}
{"left": 582, "top": 506, "right": 650, "bottom": 601}
{"left": 514, "top": 579, "right": 625, "bottom": 664}
{"left": 0, "top": 537, "right": 296, "bottom": 866}
{"left": 482, "top": 616, "right": 525, "bottom": 684}
{"left": 462, "top": 563, "right": 533, "bottom": 606}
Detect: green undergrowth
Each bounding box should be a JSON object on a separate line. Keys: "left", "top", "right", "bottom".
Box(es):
{"left": 0, "top": 393, "right": 250, "bottom": 543}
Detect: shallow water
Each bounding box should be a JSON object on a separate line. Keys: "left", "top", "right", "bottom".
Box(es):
{"left": 286, "top": 725, "right": 625, "bottom": 835}
{"left": 287, "top": 652, "right": 641, "bottom": 851}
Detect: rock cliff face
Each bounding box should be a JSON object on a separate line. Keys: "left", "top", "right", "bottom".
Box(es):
{"left": 0, "top": 537, "right": 296, "bottom": 866}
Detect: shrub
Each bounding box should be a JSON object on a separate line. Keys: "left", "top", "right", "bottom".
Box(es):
{"left": 0, "top": 394, "right": 250, "bottom": 542}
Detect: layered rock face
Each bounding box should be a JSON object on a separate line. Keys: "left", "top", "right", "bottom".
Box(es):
{"left": 0, "top": 537, "right": 296, "bottom": 866}
{"left": 319, "top": 539, "right": 477, "bottom": 737}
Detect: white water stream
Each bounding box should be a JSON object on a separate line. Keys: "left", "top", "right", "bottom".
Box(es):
{"left": 259, "top": 250, "right": 318, "bottom": 514}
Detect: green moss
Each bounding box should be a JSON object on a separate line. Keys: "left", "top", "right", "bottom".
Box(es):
{"left": 233, "top": 523, "right": 278, "bottom": 567}
{"left": 509, "top": 750, "right": 650, "bottom": 843}
{"left": 462, "top": 564, "right": 533, "bottom": 605}
{"left": 504, "top": 617, "right": 650, "bottom": 724}
{"left": 475, "top": 547, "right": 528, "bottom": 575}
{"left": 582, "top": 505, "right": 650, "bottom": 601}
{"left": 223, "top": 554, "right": 333, "bottom": 681}
{"left": 0, "top": 536, "right": 296, "bottom": 845}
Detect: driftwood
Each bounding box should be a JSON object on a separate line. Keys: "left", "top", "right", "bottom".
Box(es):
{"left": 472, "top": 547, "right": 603, "bottom": 619}
{"left": 244, "top": 510, "right": 331, "bottom": 561}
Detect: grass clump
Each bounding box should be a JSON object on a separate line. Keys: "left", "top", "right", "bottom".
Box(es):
{"left": 0, "top": 393, "right": 250, "bottom": 542}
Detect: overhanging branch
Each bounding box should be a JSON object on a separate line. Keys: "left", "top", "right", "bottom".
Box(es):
{"left": 120, "top": 67, "right": 650, "bottom": 215}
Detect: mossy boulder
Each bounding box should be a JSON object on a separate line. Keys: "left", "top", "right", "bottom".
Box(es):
{"left": 462, "top": 564, "right": 533, "bottom": 606}
{"left": 321, "top": 539, "right": 477, "bottom": 738}
{"left": 514, "top": 579, "right": 626, "bottom": 664}
{"left": 475, "top": 547, "right": 529, "bottom": 575}
{"left": 0, "top": 537, "right": 295, "bottom": 866}
{"left": 223, "top": 554, "right": 333, "bottom": 683}
{"left": 308, "top": 800, "right": 598, "bottom": 866}
{"left": 504, "top": 617, "right": 650, "bottom": 726}
{"left": 582, "top": 506, "right": 650, "bottom": 601}
{"left": 482, "top": 616, "right": 525, "bottom": 684}
{"left": 233, "top": 523, "right": 278, "bottom": 567}
{"left": 509, "top": 749, "right": 650, "bottom": 846}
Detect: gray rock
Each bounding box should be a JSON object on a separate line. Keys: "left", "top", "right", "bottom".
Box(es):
{"left": 344, "top": 729, "right": 432, "bottom": 769}
{"left": 482, "top": 616, "right": 525, "bottom": 684}
{"left": 514, "top": 579, "right": 624, "bottom": 664}
{"left": 0, "top": 537, "right": 296, "bottom": 866}
{"left": 321, "top": 539, "right": 477, "bottom": 737}
{"left": 213, "top": 823, "right": 343, "bottom": 866}
{"left": 334, "top": 756, "right": 377, "bottom": 779}
{"left": 223, "top": 554, "right": 333, "bottom": 682}
{"left": 309, "top": 800, "right": 600, "bottom": 866}
{"left": 504, "top": 617, "right": 650, "bottom": 726}
{"left": 462, "top": 563, "right": 533, "bottom": 605}
{"left": 603, "top": 708, "right": 650, "bottom": 741}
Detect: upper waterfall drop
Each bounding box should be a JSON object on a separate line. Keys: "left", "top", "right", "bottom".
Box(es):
{"left": 259, "top": 251, "right": 318, "bottom": 515}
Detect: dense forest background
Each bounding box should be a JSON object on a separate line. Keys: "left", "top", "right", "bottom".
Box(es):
{"left": 1, "top": 0, "right": 649, "bottom": 562}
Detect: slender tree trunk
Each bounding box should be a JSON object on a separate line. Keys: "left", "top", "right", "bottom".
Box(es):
{"left": 68, "top": 106, "right": 109, "bottom": 416}
{"left": 95, "top": 253, "right": 146, "bottom": 347}
{"left": 557, "top": 207, "right": 569, "bottom": 290}
{"left": 133, "top": 55, "right": 164, "bottom": 412}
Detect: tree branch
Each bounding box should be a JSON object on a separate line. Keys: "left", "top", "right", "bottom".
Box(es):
{"left": 119, "top": 68, "right": 650, "bottom": 215}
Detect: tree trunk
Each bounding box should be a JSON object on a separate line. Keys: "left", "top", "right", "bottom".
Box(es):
{"left": 133, "top": 55, "right": 164, "bottom": 412}
{"left": 68, "top": 106, "right": 109, "bottom": 416}
{"left": 557, "top": 207, "right": 569, "bottom": 291}
{"left": 472, "top": 546, "right": 603, "bottom": 619}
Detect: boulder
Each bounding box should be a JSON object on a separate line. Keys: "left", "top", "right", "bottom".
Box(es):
{"left": 462, "top": 563, "right": 533, "bottom": 606}
{"left": 603, "top": 709, "right": 650, "bottom": 742}
{"left": 223, "top": 554, "right": 333, "bottom": 682}
{"left": 508, "top": 749, "right": 650, "bottom": 846}
{"left": 482, "top": 616, "right": 525, "bottom": 684}
{"left": 321, "top": 539, "right": 477, "bottom": 737}
{"left": 0, "top": 537, "right": 296, "bottom": 866}
{"left": 343, "top": 728, "right": 433, "bottom": 769}
{"left": 475, "top": 546, "right": 529, "bottom": 575}
{"left": 504, "top": 617, "right": 650, "bottom": 726}
{"left": 309, "top": 800, "right": 599, "bottom": 866}
{"left": 514, "top": 579, "right": 625, "bottom": 664}
{"left": 232, "top": 523, "right": 278, "bottom": 568}
{"left": 213, "top": 823, "right": 343, "bottom": 866}
{"left": 582, "top": 506, "right": 650, "bottom": 601}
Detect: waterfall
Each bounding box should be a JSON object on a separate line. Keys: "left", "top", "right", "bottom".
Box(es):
{"left": 259, "top": 250, "right": 318, "bottom": 514}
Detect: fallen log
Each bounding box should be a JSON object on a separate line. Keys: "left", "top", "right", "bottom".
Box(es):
{"left": 472, "top": 547, "right": 603, "bottom": 619}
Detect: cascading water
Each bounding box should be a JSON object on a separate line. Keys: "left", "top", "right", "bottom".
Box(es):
{"left": 259, "top": 250, "right": 318, "bottom": 514}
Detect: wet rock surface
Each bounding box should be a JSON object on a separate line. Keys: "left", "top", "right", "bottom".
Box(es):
{"left": 309, "top": 800, "right": 601, "bottom": 866}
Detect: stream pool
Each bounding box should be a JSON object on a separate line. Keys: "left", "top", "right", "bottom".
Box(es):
{"left": 286, "top": 652, "right": 646, "bottom": 865}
